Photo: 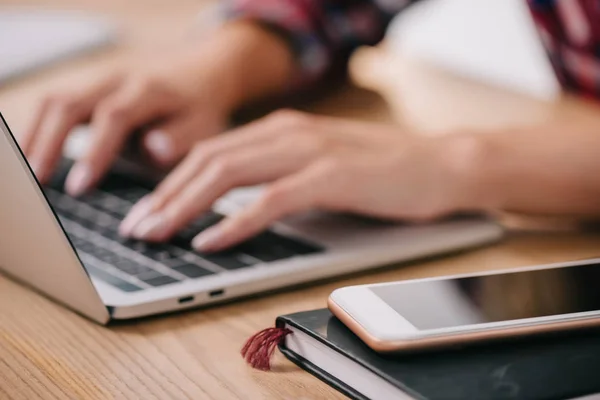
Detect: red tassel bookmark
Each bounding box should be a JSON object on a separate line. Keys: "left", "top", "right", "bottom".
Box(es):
{"left": 241, "top": 327, "right": 292, "bottom": 371}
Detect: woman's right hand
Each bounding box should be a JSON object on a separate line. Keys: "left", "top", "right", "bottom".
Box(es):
{"left": 20, "top": 22, "right": 294, "bottom": 197}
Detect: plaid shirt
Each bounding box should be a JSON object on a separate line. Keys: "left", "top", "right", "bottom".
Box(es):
{"left": 226, "top": 0, "right": 600, "bottom": 96}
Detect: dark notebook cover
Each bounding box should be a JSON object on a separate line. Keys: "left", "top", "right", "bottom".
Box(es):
{"left": 277, "top": 309, "right": 600, "bottom": 400}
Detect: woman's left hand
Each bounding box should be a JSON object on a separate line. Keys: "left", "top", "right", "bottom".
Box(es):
{"left": 119, "top": 110, "right": 481, "bottom": 252}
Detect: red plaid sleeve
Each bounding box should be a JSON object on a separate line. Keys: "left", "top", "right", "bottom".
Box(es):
{"left": 223, "top": 0, "right": 418, "bottom": 87}
{"left": 528, "top": 0, "right": 600, "bottom": 97}
{"left": 224, "top": 0, "right": 600, "bottom": 97}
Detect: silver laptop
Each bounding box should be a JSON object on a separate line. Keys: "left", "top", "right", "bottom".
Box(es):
{"left": 0, "top": 113, "right": 503, "bottom": 324}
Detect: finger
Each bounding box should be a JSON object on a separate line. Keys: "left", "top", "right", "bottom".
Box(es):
{"left": 65, "top": 80, "right": 176, "bottom": 196}
{"left": 191, "top": 162, "right": 330, "bottom": 252}
{"left": 148, "top": 109, "right": 319, "bottom": 191}
{"left": 26, "top": 97, "right": 92, "bottom": 183}
{"left": 142, "top": 112, "right": 223, "bottom": 167}
{"left": 124, "top": 139, "right": 316, "bottom": 241}
{"left": 20, "top": 97, "right": 51, "bottom": 154}
{"left": 120, "top": 111, "right": 312, "bottom": 230}
{"left": 25, "top": 76, "right": 122, "bottom": 183}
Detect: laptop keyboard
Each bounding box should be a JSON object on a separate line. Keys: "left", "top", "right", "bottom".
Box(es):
{"left": 44, "top": 174, "right": 323, "bottom": 293}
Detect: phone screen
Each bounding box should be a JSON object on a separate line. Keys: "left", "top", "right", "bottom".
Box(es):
{"left": 370, "top": 262, "right": 600, "bottom": 330}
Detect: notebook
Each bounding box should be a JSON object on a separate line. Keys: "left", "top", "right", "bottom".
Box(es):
{"left": 275, "top": 309, "right": 600, "bottom": 400}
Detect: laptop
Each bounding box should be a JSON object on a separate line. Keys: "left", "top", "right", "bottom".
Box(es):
{"left": 0, "top": 9, "right": 115, "bottom": 84}
{"left": 0, "top": 113, "right": 503, "bottom": 324}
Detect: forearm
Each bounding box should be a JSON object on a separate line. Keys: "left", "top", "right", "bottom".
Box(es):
{"left": 454, "top": 123, "right": 600, "bottom": 217}
{"left": 194, "top": 21, "right": 295, "bottom": 110}
{"left": 222, "top": 0, "right": 408, "bottom": 89}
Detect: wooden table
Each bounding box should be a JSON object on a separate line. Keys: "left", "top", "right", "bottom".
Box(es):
{"left": 1, "top": 1, "right": 600, "bottom": 399}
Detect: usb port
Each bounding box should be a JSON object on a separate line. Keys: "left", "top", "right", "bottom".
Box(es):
{"left": 178, "top": 296, "right": 195, "bottom": 304}
{"left": 209, "top": 289, "right": 225, "bottom": 298}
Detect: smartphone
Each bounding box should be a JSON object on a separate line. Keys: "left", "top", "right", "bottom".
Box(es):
{"left": 328, "top": 258, "right": 600, "bottom": 353}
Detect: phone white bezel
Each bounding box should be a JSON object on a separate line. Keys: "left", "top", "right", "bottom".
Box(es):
{"left": 330, "top": 257, "right": 600, "bottom": 342}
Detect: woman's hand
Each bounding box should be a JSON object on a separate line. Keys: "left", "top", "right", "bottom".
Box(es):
{"left": 22, "top": 51, "right": 232, "bottom": 195}
{"left": 20, "top": 22, "right": 294, "bottom": 196}
{"left": 119, "top": 110, "right": 481, "bottom": 252}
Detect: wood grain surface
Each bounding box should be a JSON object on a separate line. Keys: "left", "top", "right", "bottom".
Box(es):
{"left": 1, "top": 0, "right": 600, "bottom": 399}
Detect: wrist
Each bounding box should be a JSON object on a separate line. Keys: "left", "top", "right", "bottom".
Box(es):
{"left": 435, "top": 133, "right": 499, "bottom": 213}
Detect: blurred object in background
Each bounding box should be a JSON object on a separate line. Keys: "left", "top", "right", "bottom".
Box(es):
{"left": 386, "top": 0, "right": 561, "bottom": 101}
{"left": 350, "top": 0, "right": 564, "bottom": 135}
{"left": 0, "top": 8, "right": 117, "bottom": 85}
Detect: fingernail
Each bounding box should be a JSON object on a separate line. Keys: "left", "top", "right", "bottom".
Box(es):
{"left": 119, "top": 197, "right": 154, "bottom": 237}
{"left": 192, "top": 226, "right": 224, "bottom": 253}
{"left": 28, "top": 159, "right": 45, "bottom": 182}
{"left": 65, "top": 163, "right": 93, "bottom": 197}
{"left": 145, "top": 130, "right": 172, "bottom": 162}
{"left": 131, "top": 214, "right": 166, "bottom": 240}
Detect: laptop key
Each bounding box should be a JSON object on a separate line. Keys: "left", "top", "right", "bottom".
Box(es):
{"left": 76, "top": 240, "right": 156, "bottom": 276}
{"left": 176, "top": 212, "right": 224, "bottom": 242}
{"left": 202, "top": 251, "right": 257, "bottom": 270}
{"left": 78, "top": 217, "right": 98, "bottom": 231}
{"left": 239, "top": 231, "right": 323, "bottom": 262}
{"left": 84, "top": 264, "right": 143, "bottom": 292}
{"left": 141, "top": 275, "right": 180, "bottom": 287}
{"left": 99, "top": 207, "right": 126, "bottom": 220}
{"left": 114, "top": 260, "right": 155, "bottom": 276}
{"left": 135, "top": 243, "right": 173, "bottom": 259}
{"left": 76, "top": 241, "right": 97, "bottom": 254}
{"left": 113, "top": 188, "right": 150, "bottom": 203}
{"left": 92, "top": 246, "right": 117, "bottom": 260}
{"left": 171, "top": 264, "right": 214, "bottom": 278}
{"left": 103, "top": 229, "right": 130, "bottom": 244}
{"left": 99, "top": 252, "right": 122, "bottom": 265}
